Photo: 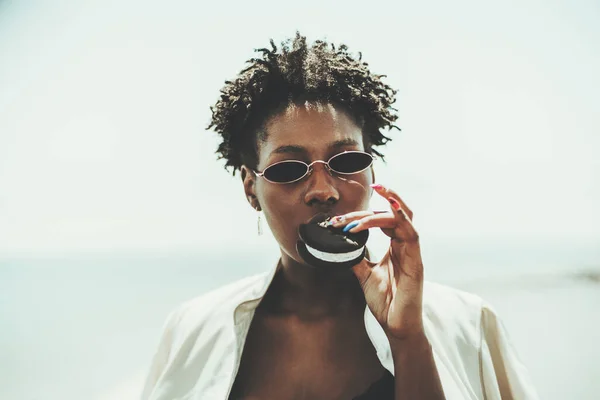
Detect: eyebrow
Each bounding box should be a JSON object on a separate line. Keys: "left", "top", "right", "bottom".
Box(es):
{"left": 271, "top": 138, "right": 361, "bottom": 155}
{"left": 272, "top": 144, "right": 306, "bottom": 155}
{"left": 331, "top": 138, "right": 360, "bottom": 149}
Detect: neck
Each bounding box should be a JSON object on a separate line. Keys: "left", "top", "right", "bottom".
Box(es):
{"left": 261, "top": 253, "right": 367, "bottom": 320}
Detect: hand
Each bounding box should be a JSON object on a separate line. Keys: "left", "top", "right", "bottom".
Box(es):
{"left": 331, "top": 184, "right": 424, "bottom": 340}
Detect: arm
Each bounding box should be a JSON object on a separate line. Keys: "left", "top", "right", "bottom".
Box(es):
{"left": 335, "top": 184, "right": 446, "bottom": 399}
{"left": 389, "top": 334, "right": 445, "bottom": 400}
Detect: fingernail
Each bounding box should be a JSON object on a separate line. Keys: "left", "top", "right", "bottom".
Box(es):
{"left": 343, "top": 221, "right": 359, "bottom": 232}
{"left": 370, "top": 184, "right": 383, "bottom": 190}
{"left": 329, "top": 215, "right": 345, "bottom": 226}
{"left": 389, "top": 197, "right": 401, "bottom": 211}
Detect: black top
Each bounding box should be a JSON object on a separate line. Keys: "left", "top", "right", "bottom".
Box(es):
{"left": 352, "top": 370, "right": 395, "bottom": 400}
{"left": 228, "top": 370, "right": 394, "bottom": 399}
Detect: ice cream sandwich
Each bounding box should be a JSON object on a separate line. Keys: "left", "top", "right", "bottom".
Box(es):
{"left": 297, "top": 213, "right": 369, "bottom": 270}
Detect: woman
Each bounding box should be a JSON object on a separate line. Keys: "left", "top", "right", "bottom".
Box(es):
{"left": 141, "top": 33, "right": 538, "bottom": 399}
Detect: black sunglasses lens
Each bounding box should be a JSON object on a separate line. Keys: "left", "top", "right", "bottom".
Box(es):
{"left": 329, "top": 152, "right": 373, "bottom": 174}
{"left": 263, "top": 161, "right": 308, "bottom": 183}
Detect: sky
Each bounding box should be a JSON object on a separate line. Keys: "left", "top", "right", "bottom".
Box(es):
{"left": 0, "top": 0, "right": 598, "bottom": 256}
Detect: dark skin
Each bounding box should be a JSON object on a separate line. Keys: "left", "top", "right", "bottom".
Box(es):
{"left": 231, "top": 103, "right": 445, "bottom": 399}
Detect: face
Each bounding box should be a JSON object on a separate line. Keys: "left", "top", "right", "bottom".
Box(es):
{"left": 242, "top": 103, "right": 374, "bottom": 267}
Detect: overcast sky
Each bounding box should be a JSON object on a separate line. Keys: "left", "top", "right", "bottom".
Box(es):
{"left": 0, "top": 0, "right": 598, "bottom": 255}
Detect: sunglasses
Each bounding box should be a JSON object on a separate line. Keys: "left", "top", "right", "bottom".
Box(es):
{"left": 254, "top": 151, "right": 374, "bottom": 184}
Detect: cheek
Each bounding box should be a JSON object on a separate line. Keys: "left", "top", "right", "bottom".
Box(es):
{"left": 260, "top": 187, "right": 301, "bottom": 239}
{"left": 339, "top": 172, "right": 373, "bottom": 208}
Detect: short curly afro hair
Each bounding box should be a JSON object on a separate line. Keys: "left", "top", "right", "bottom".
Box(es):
{"left": 207, "top": 32, "right": 400, "bottom": 175}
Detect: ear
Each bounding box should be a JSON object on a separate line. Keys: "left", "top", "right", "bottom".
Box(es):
{"left": 241, "top": 165, "right": 261, "bottom": 211}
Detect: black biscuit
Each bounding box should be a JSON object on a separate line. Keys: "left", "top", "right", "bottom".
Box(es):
{"left": 297, "top": 213, "right": 369, "bottom": 270}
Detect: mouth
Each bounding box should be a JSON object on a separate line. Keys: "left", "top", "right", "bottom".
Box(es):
{"left": 303, "top": 212, "right": 335, "bottom": 225}
{"left": 296, "top": 211, "right": 369, "bottom": 269}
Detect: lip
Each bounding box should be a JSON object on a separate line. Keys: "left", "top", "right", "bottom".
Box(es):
{"left": 298, "top": 212, "right": 336, "bottom": 244}
{"left": 303, "top": 212, "right": 335, "bottom": 225}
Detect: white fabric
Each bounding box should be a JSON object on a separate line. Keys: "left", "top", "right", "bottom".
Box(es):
{"left": 140, "top": 261, "right": 539, "bottom": 400}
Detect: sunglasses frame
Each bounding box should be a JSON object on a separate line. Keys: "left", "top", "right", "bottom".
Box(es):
{"left": 253, "top": 150, "right": 375, "bottom": 184}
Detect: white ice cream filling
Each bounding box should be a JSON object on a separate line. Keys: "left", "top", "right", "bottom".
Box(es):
{"left": 305, "top": 244, "right": 364, "bottom": 263}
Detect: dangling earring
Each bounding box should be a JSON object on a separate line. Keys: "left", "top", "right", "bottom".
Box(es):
{"left": 256, "top": 209, "right": 263, "bottom": 236}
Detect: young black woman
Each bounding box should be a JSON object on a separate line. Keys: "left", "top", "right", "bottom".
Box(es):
{"left": 141, "top": 33, "right": 539, "bottom": 400}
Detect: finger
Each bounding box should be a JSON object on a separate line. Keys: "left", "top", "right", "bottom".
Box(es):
{"left": 387, "top": 200, "right": 419, "bottom": 242}
{"left": 370, "top": 184, "right": 413, "bottom": 220}
{"left": 351, "top": 258, "right": 377, "bottom": 288}
{"left": 329, "top": 210, "right": 391, "bottom": 227}
{"left": 348, "top": 211, "right": 419, "bottom": 243}
{"left": 328, "top": 210, "right": 373, "bottom": 227}
{"left": 346, "top": 212, "right": 397, "bottom": 232}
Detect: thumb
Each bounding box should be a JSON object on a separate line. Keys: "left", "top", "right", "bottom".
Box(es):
{"left": 351, "top": 259, "right": 375, "bottom": 288}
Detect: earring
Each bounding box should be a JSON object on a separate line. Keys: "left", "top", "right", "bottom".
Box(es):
{"left": 256, "top": 209, "right": 263, "bottom": 236}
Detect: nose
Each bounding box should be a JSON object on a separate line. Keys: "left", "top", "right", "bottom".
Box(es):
{"left": 304, "top": 161, "right": 339, "bottom": 208}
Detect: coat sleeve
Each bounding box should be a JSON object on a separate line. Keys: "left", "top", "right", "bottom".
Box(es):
{"left": 139, "top": 307, "right": 184, "bottom": 400}
{"left": 479, "top": 302, "right": 539, "bottom": 400}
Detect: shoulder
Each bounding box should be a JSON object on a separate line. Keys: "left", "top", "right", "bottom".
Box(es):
{"left": 169, "top": 270, "right": 272, "bottom": 332}
{"left": 422, "top": 281, "right": 485, "bottom": 347}
{"left": 151, "top": 270, "right": 272, "bottom": 365}
{"left": 421, "top": 282, "right": 490, "bottom": 396}
{"left": 423, "top": 280, "right": 484, "bottom": 318}
{"left": 141, "top": 271, "right": 273, "bottom": 399}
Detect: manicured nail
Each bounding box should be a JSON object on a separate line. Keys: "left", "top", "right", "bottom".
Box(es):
{"left": 389, "top": 197, "right": 401, "bottom": 211}
{"left": 329, "top": 215, "right": 345, "bottom": 226}
{"left": 370, "top": 184, "right": 383, "bottom": 190}
{"left": 343, "top": 221, "right": 359, "bottom": 232}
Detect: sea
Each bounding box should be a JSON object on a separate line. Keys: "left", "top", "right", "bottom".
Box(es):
{"left": 1, "top": 237, "right": 599, "bottom": 400}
